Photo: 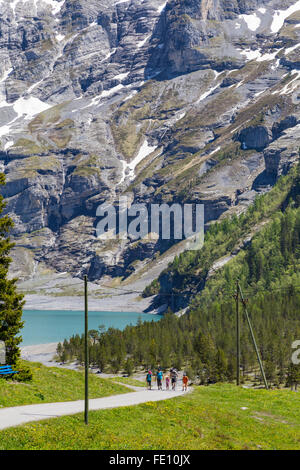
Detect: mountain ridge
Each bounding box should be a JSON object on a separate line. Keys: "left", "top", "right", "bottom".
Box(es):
{"left": 0, "top": 0, "right": 299, "bottom": 301}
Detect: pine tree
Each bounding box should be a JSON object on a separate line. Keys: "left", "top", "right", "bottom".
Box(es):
{"left": 286, "top": 363, "right": 300, "bottom": 391}
{"left": 214, "top": 348, "right": 228, "bottom": 382}
{"left": 0, "top": 173, "right": 24, "bottom": 366}
{"left": 124, "top": 357, "right": 134, "bottom": 376}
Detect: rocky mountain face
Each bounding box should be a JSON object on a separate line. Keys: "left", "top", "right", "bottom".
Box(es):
{"left": 0, "top": 0, "right": 299, "bottom": 291}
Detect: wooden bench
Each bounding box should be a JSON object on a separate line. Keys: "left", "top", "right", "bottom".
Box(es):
{"left": 0, "top": 365, "right": 19, "bottom": 376}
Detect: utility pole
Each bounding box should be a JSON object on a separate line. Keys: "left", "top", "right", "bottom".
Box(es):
{"left": 238, "top": 283, "right": 268, "bottom": 390}
{"left": 84, "top": 274, "right": 89, "bottom": 425}
{"left": 235, "top": 280, "right": 240, "bottom": 386}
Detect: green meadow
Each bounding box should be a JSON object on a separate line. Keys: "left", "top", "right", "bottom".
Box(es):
{"left": 0, "top": 361, "right": 129, "bottom": 408}
{"left": 1, "top": 383, "right": 300, "bottom": 450}
{"left": 110, "top": 376, "right": 146, "bottom": 388}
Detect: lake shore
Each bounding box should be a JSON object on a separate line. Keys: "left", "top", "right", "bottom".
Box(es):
{"left": 21, "top": 343, "right": 59, "bottom": 367}
{"left": 24, "top": 293, "right": 164, "bottom": 313}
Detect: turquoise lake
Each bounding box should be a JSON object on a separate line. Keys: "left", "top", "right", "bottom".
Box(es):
{"left": 21, "top": 310, "right": 161, "bottom": 346}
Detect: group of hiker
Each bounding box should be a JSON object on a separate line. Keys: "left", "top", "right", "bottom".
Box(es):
{"left": 146, "top": 367, "right": 189, "bottom": 392}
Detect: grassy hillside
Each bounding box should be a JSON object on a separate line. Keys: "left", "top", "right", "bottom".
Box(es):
{"left": 1, "top": 385, "right": 300, "bottom": 450}
{"left": 0, "top": 361, "right": 130, "bottom": 408}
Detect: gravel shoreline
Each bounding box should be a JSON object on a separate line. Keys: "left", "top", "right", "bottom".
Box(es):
{"left": 24, "top": 293, "right": 159, "bottom": 313}
{"left": 21, "top": 343, "right": 59, "bottom": 367}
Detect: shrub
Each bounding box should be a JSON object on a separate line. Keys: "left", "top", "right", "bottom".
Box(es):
{"left": 14, "top": 363, "right": 33, "bottom": 382}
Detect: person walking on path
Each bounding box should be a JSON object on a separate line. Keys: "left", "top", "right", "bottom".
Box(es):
{"left": 146, "top": 370, "right": 152, "bottom": 390}
{"left": 157, "top": 369, "right": 163, "bottom": 390}
{"left": 170, "top": 367, "right": 178, "bottom": 391}
{"left": 182, "top": 373, "right": 188, "bottom": 392}
{"left": 165, "top": 374, "right": 170, "bottom": 390}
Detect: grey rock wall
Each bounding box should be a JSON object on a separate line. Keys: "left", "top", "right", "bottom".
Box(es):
{"left": 0, "top": 0, "right": 299, "bottom": 283}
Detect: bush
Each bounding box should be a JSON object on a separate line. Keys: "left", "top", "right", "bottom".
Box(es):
{"left": 124, "top": 358, "right": 134, "bottom": 376}
{"left": 184, "top": 366, "right": 195, "bottom": 381}
{"left": 14, "top": 363, "right": 33, "bottom": 382}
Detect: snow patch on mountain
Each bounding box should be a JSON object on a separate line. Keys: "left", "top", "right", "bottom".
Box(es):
{"left": 120, "top": 140, "right": 158, "bottom": 184}
{"left": 271, "top": 0, "right": 300, "bottom": 33}
{"left": 285, "top": 42, "right": 300, "bottom": 54}
{"left": 0, "top": 68, "right": 13, "bottom": 84}
{"left": 279, "top": 70, "right": 300, "bottom": 95}
{"left": 239, "top": 13, "right": 261, "bottom": 31}
{"left": 137, "top": 34, "right": 151, "bottom": 49}
{"left": 238, "top": 47, "right": 282, "bottom": 62}
{"left": 157, "top": 1, "right": 168, "bottom": 14}
{"left": 41, "top": 0, "right": 65, "bottom": 15}
{"left": 0, "top": 96, "right": 51, "bottom": 140}
{"left": 13, "top": 96, "right": 51, "bottom": 119}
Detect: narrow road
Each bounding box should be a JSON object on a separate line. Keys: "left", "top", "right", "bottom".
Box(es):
{"left": 0, "top": 389, "right": 186, "bottom": 430}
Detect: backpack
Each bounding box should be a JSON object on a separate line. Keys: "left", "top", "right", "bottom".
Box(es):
{"left": 147, "top": 373, "right": 152, "bottom": 381}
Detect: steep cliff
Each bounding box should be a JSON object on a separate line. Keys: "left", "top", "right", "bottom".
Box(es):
{"left": 0, "top": 0, "right": 299, "bottom": 296}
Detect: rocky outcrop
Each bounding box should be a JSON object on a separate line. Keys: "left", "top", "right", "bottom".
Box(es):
{"left": 146, "top": 0, "right": 278, "bottom": 76}
{"left": 272, "top": 115, "right": 298, "bottom": 139}
{"left": 235, "top": 125, "right": 272, "bottom": 150}
{"left": 264, "top": 125, "right": 300, "bottom": 177}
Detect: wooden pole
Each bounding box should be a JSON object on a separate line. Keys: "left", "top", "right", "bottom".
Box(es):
{"left": 236, "top": 280, "right": 240, "bottom": 386}
{"left": 238, "top": 283, "right": 268, "bottom": 390}
{"left": 84, "top": 275, "right": 89, "bottom": 424}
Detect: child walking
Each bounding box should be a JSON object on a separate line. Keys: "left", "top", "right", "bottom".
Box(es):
{"left": 182, "top": 373, "right": 188, "bottom": 392}
{"left": 165, "top": 375, "right": 170, "bottom": 390}
{"left": 146, "top": 370, "right": 152, "bottom": 390}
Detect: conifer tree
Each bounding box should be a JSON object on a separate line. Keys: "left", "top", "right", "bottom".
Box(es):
{"left": 214, "top": 348, "right": 228, "bottom": 382}
{"left": 286, "top": 363, "right": 300, "bottom": 391}
{"left": 0, "top": 173, "right": 24, "bottom": 365}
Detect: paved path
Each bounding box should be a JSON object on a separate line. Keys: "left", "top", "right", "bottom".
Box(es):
{"left": 0, "top": 389, "right": 186, "bottom": 430}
